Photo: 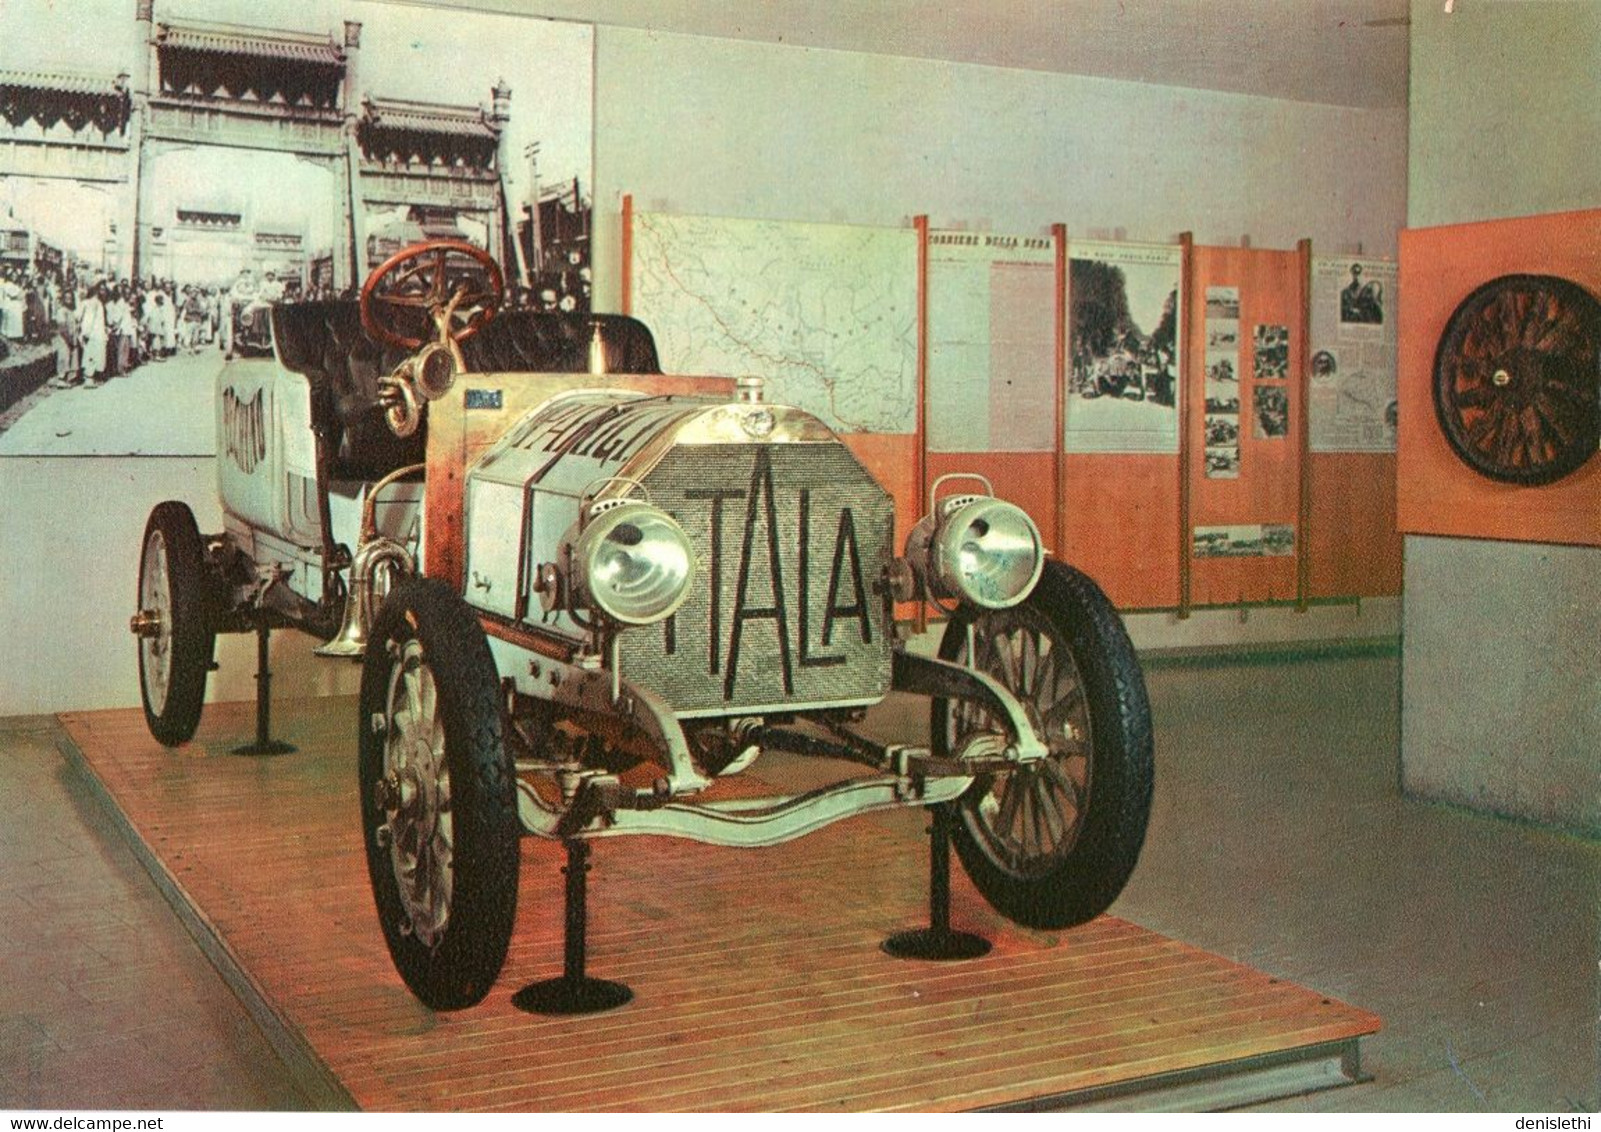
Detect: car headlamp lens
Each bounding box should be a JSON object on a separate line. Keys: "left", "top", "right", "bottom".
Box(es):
{"left": 932, "top": 497, "right": 1043, "bottom": 609}
{"left": 574, "top": 502, "right": 694, "bottom": 625}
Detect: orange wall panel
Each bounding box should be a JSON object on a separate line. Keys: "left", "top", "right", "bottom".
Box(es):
{"left": 926, "top": 451, "right": 1059, "bottom": 550}
{"left": 1308, "top": 453, "right": 1402, "bottom": 598}
{"left": 926, "top": 452, "right": 1181, "bottom": 611}
{"left": 1186, "top": 246, "right": 1305, "bottom": 605}
{"left": 924, "top": 450, "right": 1182, "bottom": 611}
{"left": 1397, "top": 210, "right": 1601, "bottom": 547}
{"left": 841, "top": 432, "right": 919, "bottom": 549}
{"left": 1060, "top": 454, "right": 1181, "bottom": 610}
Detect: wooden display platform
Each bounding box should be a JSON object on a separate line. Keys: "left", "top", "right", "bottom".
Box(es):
{"left": 59, "top": 697, "right": 1379, "bottom": 1112}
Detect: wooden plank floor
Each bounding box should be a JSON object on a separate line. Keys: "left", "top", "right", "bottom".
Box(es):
{"left": 60, "top": 697, "right": 1379, "bottom": 1112}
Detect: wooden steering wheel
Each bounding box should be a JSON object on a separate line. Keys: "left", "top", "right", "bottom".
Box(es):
{"left": 360, "top": 239, "right": 505, "bottom": 351}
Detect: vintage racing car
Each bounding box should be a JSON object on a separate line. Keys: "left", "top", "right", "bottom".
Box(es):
{"left": 131, "top": 239, "right": 1154, "bottom": 1010}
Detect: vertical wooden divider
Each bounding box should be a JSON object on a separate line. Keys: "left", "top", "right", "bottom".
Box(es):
{"left": 912, "top": 216, "right": 930, "bottom": 633}
{"left": 913, "top": 215, "right": 930, "bottom": 518}
{"left": 1052, "top": 223, "right": 1069, "bottom": 559}
{"left": 1177, "top": 232, "right": 1196, "bottom": 619}
{"left": 620, "top": 193, "right": 634, "bottom": 315}
{"left": 1295, "top": 238, "right": 1313, "bottom": 611}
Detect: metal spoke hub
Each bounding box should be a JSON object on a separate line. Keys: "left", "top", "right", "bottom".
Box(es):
{"left": 379, "top": 637, "right": 454, "bottom": 950}
{"left": 136, "top": 531, "right": 174, "bottom": 712}
{"left": 952, "top": 608, "right": 1093, "bottom": 881}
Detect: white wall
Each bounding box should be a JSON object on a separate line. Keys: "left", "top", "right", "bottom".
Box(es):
{"left": 1401, "top": 0, "right": 1601, "bottom": 833}
{"left": 1408, "top": 1, "right": 1601, "bottom": 228}
{"left": 0, "top": 458, "right": 360, "bottom": 717}
{"left": 0, "top": 19, "right": 1409, "bottom": 717}
{"left": 590, "top": 28, "right": 1408, "bottom": 310}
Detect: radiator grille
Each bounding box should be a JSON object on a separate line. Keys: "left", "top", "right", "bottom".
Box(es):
{"left": 619, "top": 443, "right": 894, "bottom": 717}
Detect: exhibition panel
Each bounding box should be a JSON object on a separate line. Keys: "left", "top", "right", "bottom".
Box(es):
{"left": 627, "top": 205, "right": 1404, "bottom": 614}
{"left": 1397, "top": 208, "right": 1601, "bottom": 546}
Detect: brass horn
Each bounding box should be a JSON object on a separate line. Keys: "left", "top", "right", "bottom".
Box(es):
{"left": 315, "top": 463, "right": 424, "bottom": 659}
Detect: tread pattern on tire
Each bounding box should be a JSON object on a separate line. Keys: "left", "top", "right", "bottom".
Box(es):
{"left": 139, "top": 501, "right": 215, "bottom": 746}
{"left": 937, "top": 560, "right": 1154, "bottom": 930}
{"left": 359, "top": 576, "right": 520, "bottom": 1010}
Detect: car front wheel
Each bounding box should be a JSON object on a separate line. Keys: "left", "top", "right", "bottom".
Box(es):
{"left": 359, "top": 577, "right": 520, "bottom": 1010}
{"left": 934, "top": 560, "right": 1154, "bottom": 930}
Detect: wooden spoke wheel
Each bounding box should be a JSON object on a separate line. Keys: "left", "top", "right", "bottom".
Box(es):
{"left": 932, "top": 562, "right": 1154, "bottom": 931}
{"left": 1433, "top": 273, "right": 1601, "bottom": 485}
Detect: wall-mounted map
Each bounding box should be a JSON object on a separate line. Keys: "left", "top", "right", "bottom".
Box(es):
{"left": 630, "top": 211, "right": 918, "bottom": 434}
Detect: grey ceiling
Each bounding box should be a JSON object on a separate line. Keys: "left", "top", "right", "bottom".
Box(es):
{"left": 509, "top": 0, "right": 1412, "bottom": 109}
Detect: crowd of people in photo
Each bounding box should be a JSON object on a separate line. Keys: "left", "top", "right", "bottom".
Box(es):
{"left": 1070, "top": 339, "right": 1177, "bottom": 407}
{"left": 0, "top": 248, "right": 592, "bottom": 394}
{"left": 0, "top": 261, "right": 269, "bottom": 389}
{"left": 0, "top": 260, "right": 342, "bottom": 389}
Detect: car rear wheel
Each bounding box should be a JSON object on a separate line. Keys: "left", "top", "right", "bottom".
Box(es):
{"left": 933, "top": 561, "right": 1153, "bottom": 930}
{"left": 359, "top": 577, "right": 520, "bottom": 1010}
{"left": 135, "top": 501, "right": 215, "bottom": 746}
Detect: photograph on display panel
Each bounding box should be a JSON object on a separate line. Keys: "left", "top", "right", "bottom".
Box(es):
{"left": 1252, "top": 385, "right": 1289, "bottom": 440}
{"left": 1253, "top": 323, "right": 1289, "bottom": 381}
{"left": 1339, "top": 261, "right": 1385, "bottom": 325}
{"left": 1203, "top": 285, "right": 1240, "bottom": 479}
{"left": 1064, "top": 240, "right": 1181, "bottom": 454}
{"left": 1193, "top": 522, "right": 1295, "bottom": 559}
{"left": 0, "top": 0, "right": 593, "bottom": 456}
{"left": 1310, "top": 256, "right": 1398, "bottom": 452}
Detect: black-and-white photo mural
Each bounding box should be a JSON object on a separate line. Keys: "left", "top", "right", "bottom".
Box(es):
{"left": 0, "top": 0, "right": 592, "bottom": 455}
{"left": 1064, "top": 240, "right": 1181, "bottom": 454}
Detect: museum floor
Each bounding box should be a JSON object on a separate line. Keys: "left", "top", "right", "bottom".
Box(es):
{"left": 1, "top": 648, "right": 1595, "bottom": 1112}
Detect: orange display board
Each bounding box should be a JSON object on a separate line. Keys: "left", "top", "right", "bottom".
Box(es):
{"left": 1397, "top": 210, "right": 1601, "bottom": 547}
{"left": 1308, "top": 453, "right": 1402, "bottom": 598}
{"left": 926, "top": 451, "right": 1058, "bottom": 550}
{"left": 842, "top": 432, "right": 921, "bottom": 551}
{"left": 1184, "top": 246, "right": 1306, "bottom": 606}
{"left": 620, "top": 199, "right": 1405, "bottom": 612}
{"left": 1060, "top": 453, "right": 1183, "bottom": 610}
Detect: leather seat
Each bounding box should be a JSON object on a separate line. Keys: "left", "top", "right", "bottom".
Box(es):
{"left": 269, "top": 304, "right": 662, "bottom": 481}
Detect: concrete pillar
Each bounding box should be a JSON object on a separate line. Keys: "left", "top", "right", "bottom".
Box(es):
{"left": 126, "top": 0, "right": 153, "bottom": 280}
{"left": 337, "top": 20, "right": 363, "bottom": 289}
{"left": 1401, "top": 535, "right": 1601, "bottom": 834}
{"left": 489, "top": 79, "right": 512, "bottom": 268}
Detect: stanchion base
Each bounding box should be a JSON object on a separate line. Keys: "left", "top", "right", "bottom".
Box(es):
{"left": 231, "top": 739, "right": 296, "bottom": 757}
{"left": 512, "top": 977, "right": 633, "bottom": 1016}
{"left": 882, "top": 928, "right": 992, "bottom": 961}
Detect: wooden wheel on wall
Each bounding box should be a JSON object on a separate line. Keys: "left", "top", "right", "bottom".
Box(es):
{"left": 1432, "top": 273, "right": 1601, "bottom": 485}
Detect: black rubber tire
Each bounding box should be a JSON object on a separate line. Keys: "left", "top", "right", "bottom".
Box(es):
{"left": 1432, "top": 273, "right": 1601, "bottom": 486}
{"left": 933, "top": 560, "right": 1154, "bottom": 930}
{"left": 136, "top": 501, "right": 216, "bottom": 746}
{"left": 359, "top": 577, "right": 520, "bottom": 1010}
